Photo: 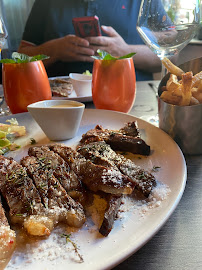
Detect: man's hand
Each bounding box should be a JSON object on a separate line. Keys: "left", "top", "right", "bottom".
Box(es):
{"left": 18, "top": 34, "right": 95, "bottom": 66}
{"left": 86, "top": 25, "right": 130, "bottom": 57}
{"left": 56, "top": 35, "right": 95, "bottom": 62}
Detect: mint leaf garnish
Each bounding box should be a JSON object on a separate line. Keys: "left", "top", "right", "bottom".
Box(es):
{"left": 118, "top": 52, "right": 137, "bottom": 59}
{"left": 92, "top": 49, "right": 136, "bottom": 60}
{"left": 0, "top": 52, "right": 49, "bottom": 64}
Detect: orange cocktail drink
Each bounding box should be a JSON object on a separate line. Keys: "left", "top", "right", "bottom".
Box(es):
{"left": 92, "top": 57, "right": 136, "bottom": 113}
{"left": 2, "top": 59, "right": 52, "bottom": 114}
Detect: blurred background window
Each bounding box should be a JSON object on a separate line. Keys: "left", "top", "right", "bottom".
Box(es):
{"left": 0, "top": 0, "right": 35, "bottom": 57}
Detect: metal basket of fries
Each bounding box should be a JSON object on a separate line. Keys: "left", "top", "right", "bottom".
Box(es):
{"left": 158, "top": 57, "right": 202, "bottom": 155}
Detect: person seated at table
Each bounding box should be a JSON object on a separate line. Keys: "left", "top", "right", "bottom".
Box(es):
{"left": 17, "top": 0, "right": 162, "bottom": 81}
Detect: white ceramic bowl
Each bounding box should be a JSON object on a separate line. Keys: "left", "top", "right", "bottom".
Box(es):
{"left": 27, "top": 100, "right": 85, "bottom": 141}
{"left": 69, "top": 73, "right": 92, "bottom": 97}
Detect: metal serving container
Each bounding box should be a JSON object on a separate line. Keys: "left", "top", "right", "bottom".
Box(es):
{"left": 158, "top": 57, "right": 202, "bottom": 155}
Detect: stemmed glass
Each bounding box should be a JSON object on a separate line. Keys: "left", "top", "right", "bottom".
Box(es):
{"left": 136, "top": 0, "right": 201, "bottom": 77}
{"left": 0, "top": 17, "right": 10, "bottom": 116}
{"left": 136, "top": 0, "right": 200, "bottom": 125}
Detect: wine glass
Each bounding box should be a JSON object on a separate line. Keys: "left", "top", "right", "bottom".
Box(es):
{"left": 0, "top": 17, "right": 10, "bottom": 116}
{"left": 136, "top": 0, "right": 201, "bottom": 77}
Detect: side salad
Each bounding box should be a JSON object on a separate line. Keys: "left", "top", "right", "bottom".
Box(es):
{"left": 0, "top": 118, "right": 26, "bottom": 155}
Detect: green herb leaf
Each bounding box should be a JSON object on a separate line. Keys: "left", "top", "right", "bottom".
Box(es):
{"left": 0, "top": 59, "right": 16, "bottom": 64}
{"left": 92, "top": 49, "right": 136, "bottom": 60}
{"left": 118, "top": 52, "right": 137, "bottom": 59}
{"left": 152, "top": 166, "right": 161, "bottom": 172}
{"left": 0, "top": 131, "right": 6, "bottom": 139}
{"left": 15, "top": 213, "right": 24, "bottom": 216}
{"left": 0, "top": 52, "right": 50, "bottom": 64}
{"left": 0, "top": 138, "right": 11, "bottom": 147}
{"left": 30, "top": 138, "right": 36, "bottom": 145}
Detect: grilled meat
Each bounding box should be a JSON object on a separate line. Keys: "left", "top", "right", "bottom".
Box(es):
{"left": 49, "top": 78, "right": 73, "bottom": 97}
{"left": 28, "top": 145, "right": 85, "bottom": 204}
{"left": 79, "top": 123, "right": 150, "bottom": 155}
{"left": 0, "top": 156, "right": 44, "bottom": 222}
{"left": 77, "top": 141, "right": 156, "bottom": 197}
{"left": 0, "top": 155, "right": 53, "bottom": 236}
{"left": 84, "top": 191, "right": 122, "bottom": 237}
{"left": 0, "top": 199, "right": 8, "bottom": 227}
{"left": 0, "top": 199, "right": 16, "bottom": 269}
{"left": 49, "top": 144, "right": 133, "bottom": 237}
{"left": 99, "top": 194, "right": 122, "bottom": 237}
{"left": 119, "top": 121, "right": 140, "bottom": 137}
{"left": 49, "top": 144, "right": 135, "bottom": 195}
{"left": 20, "top": 155, "right": 86, "bottom": 228}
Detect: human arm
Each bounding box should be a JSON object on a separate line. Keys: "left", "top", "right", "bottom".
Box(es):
{"left": 86, "top": 25, "right": 162, "bottom": 73}
{"left": 18, "top": 35, "right": 95, "bottom": 67}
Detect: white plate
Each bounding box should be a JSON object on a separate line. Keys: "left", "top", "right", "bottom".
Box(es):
{"left": 49, "top": 76, "right": 93, "bottom": 102}
{"left": 3, "top": 109, "right": 187, "bottom": 270}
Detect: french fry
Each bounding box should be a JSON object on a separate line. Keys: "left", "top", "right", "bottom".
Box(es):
{"left": 160, "top": 90, "right": 181, "bottom": 105}
{"left": 198, "top": 80, "right": 202, "bottom": 92}
{"left": 166, "top": 74, "right": 181, "bottom": 91}
{"left": 162, "top": 57, "right": 184, "bottom": 77}
{"left": 192, "top": 71, "right": 202, "bottom": 87}
{"left": 190, "top": 96, "right": 200, "bottom": 105}
{"left": 179, "top": 72, "right": 193, "bottom": 106}
{"left": 160, "top": 58, "right": 202, "bottom": 106}
{"left": 192, "top": 86, "right": 202, "bottom": 103}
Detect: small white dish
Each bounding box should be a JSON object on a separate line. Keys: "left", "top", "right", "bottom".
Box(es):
{"left": 69, "top": 73, "right": 92, "bottom": 97}
{"left": 27, "top": 100, "right": 85, "bottom": 141}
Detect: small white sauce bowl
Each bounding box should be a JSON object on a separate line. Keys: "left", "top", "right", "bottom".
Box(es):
{"left": 27, "top": 100, "right": 85, "bottom": 141}
{"left": 69, "top": 73, "right": 92, "bottom": 97}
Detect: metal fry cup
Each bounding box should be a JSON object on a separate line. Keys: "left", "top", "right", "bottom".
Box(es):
{"left": 158, "top": 57, "right": 202, "bottom": 155}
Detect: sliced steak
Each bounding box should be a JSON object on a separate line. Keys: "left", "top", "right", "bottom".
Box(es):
{"left": 79, "top": 124, "right": 150, "bottom": 155}
{"left": 49, "top": 144, "right": 135, "bottom": 195}
{"left": 20, "top": 155, "right": 86, "bottom": 228}
{"left": 0, "top": 198, "right": 8, "bottom": 227}
{"left": 99, "top": 194, "right": 122, "bottom": 237}
{"left": 77, "top": 141, "right": 156, "bottom": 197}
{"left": 0, "top": 156, "right": 44, "bottom": 222}
{"left": 28, "top": 145, "right": 85, "bottom": 204}
{"left": 0, "top": 199, "right": 16, "bottom": 269}
{"left": 0, "top": 156, "right": 53, "bottom": 236}
{"left": 119, "top": 121, "right": 140, "bottom": 137}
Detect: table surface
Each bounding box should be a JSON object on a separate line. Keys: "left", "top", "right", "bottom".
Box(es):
{"left": 86, "top": 80, "right": 202, "bottom": 270}
{"left": 1, "top": 81, "right": 202, "bottom": 270}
